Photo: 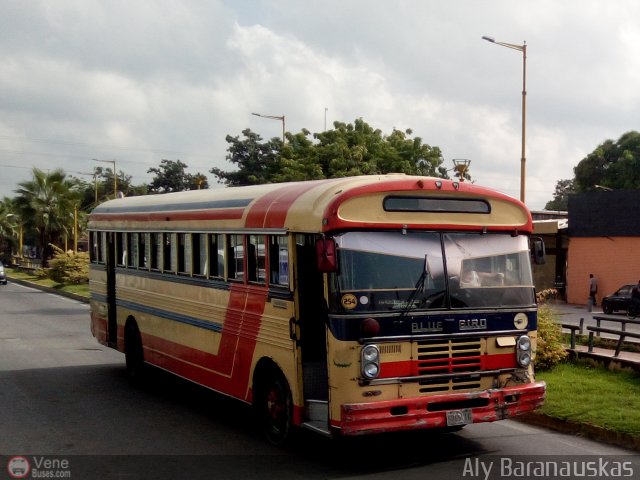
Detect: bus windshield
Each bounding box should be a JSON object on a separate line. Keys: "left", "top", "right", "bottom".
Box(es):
{"left": 330, "top": 231, "right": 535, "bottom": 312}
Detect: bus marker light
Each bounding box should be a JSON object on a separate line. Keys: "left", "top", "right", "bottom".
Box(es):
{"left": 360, "top": 318, "right": 380, "bottom": 337}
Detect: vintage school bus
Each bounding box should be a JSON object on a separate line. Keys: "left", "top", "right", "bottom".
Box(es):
{"left": 88, "top": 174, "right": 546, "bottom": 444}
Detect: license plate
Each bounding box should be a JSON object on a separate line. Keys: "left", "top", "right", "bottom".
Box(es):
{"left": 446, "top": 409, "right": 473, "bottom": 426}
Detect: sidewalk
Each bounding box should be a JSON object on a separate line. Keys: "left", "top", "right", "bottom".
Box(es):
{"left": 549, "top": 301, "right": 640, "bottom": 372}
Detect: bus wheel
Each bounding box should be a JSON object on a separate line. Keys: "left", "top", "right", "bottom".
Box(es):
{"left": 255, "top": 367, "right": 292, "bottom": 445}
{"left": 124, "top": 320, "right": 145, "bottom": 380}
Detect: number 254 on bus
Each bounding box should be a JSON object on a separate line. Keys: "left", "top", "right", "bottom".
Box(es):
{"left": 88, "top": 174, "right": 546, "bottom": 444}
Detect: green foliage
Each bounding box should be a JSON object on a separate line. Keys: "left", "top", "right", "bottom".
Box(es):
{"left": 14, "top": 168, "right": 82, "bottom": 265}
{"left": 544, "top": 130, "right": 640, "bottom": 208}
{"left": 34, "top": 268, "right": 49, "bottom": 279}
{"left": 211, "top": 130, "right": 282, "bottom": 186}
{"left": 573, "top": 130, "right": 640, "bottom": 192}
{"left": 544, "top": 178, "right": 574, "bottom": 210}
{"left": 535, "top": 303, "right": 569, "bottom": 370}
{"left": 47, "top": 245, "right": 89, "bottom": 285}
{"left": 147, "top": 159, "right": 209, "bottom": 193}
{"left": 211, "top": 119, "right": 450, "bottom": 185}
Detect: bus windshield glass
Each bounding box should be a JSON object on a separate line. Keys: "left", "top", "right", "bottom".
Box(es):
{"left": 330, "top": 231, "right": 535, "bottom": 312}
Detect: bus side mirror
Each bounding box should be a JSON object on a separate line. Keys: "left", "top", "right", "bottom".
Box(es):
{"left": 531, "top": 237, "right": 546, "bottom": 265}
{"left": 316, "top": 238, "right": 337, "bottom": 272}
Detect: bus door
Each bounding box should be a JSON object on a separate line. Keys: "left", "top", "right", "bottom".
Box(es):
{"left": 106, "top": 232, "right": 117, "bottom": 348}
{"left": 295, "top": 235, "right": 329, "bottom": 432}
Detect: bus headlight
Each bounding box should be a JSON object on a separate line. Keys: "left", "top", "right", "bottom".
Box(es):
{"left": 517, "top": 335, "right": 532, "bottom": 367}
{"left": 517, "top": 335, "right": 531, "bottom": 351}
{"left": 361, "top": 345, "right": 380, "bottom": 379}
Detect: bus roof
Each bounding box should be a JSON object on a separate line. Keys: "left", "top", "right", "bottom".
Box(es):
{"left": 89, "top": 174, "right": 532, "bottom": 234}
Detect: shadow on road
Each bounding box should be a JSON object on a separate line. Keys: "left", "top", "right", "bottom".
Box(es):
{"left": 1, "top": 363, "right": 488, "bottom": 478}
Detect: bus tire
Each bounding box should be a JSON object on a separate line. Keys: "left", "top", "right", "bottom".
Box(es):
{"left": 124, "top": 319, "right": 145, "bottom": 380}
{"left": 254, "top": 364, "right": 292, "bottom": 446}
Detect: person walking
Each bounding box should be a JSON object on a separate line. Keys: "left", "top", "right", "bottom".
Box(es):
{"left": 630, "top": 280, "right": 640, "bottom": 317}
{"left": 589, "top": 274, "right": 598, "bottom": 307}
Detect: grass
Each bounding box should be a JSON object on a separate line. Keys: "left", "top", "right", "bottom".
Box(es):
{"left": 537, "top": 359, "right": 640, "bottom": 437}
{"left": 7, "top": 267, "right": 89, "bottom": 297}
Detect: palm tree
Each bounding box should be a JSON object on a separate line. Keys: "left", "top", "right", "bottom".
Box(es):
{"left": 14, "top": 168, "right": 81, "bottom": 265}
{"left": 0, "top": 197, "right": 18, "bottom": 261}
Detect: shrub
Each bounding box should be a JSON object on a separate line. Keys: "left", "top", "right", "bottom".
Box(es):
{"left": 535, "top": 303, "right": 569, "bottom": 370}
{"left": 34, "top": 268, "right": 49, "bottom": 279}
{"left": 47, "top": 245, "right": 89, "bottom": 285}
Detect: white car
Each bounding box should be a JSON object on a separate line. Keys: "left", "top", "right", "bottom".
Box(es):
{"left": 0, "top": 261, "right": 7, "bottom": 285}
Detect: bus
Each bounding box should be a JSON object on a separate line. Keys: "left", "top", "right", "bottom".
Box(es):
{"left": 88, "top": 174, "right": 546, "bottom": 444}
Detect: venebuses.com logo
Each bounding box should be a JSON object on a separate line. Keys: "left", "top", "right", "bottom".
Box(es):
{"left": 6, "top": 456, "right": 71, "bottom": 479}
{"left": 6, "top": 456, "right": 30, "bottom": 479}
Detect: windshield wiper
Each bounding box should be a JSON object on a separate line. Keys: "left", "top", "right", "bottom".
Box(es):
{"left": 396, "top": 255, "right": 428, "bottom": 322}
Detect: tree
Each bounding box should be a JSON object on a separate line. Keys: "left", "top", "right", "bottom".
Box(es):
{"left": 573, "top": 131, "right": 640, "bottom": 192}
{"left": 0, "top": 197, "right": 18, "bottom": 260}
{"left": 148, "top": 159, "right": 209, "bottom": 193}
{"left": 211, "top": 130, "right": 281, "bottom": 186}
{"left": 211, "top": 119, "right": 450, "bottom": 186}
{"left": 544, "top": 179, "right": 575, "bottom": 211}
{"left": 73, "top": 167, "right": 147, "bottom": 211}
{"left": 13, "top": 168, "right": 81, "bottom": 265}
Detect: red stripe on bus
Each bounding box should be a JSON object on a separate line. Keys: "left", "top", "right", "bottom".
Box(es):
{"left": 379, "top": 353, "right": 517, "bottom": 378}
{"left": 90, "top": 209, "right": 245, "bottom": 223}
{"left": 245, "top": 181, "right": 327, "bottom": 228}
{"left": 139, "top": 284, "right": 267, "bottom": 401}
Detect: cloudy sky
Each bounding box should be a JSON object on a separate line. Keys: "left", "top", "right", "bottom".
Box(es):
{"left": 1, "top": 0, "right": 638, "bottom": 209}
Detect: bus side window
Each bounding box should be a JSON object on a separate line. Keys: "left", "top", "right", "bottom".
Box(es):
{"left": 269, "top": 235, "right": 289, "bottom": 287}
{"left": 90, "top": 232, "right": 97, "bottom": 263}
{"left": 98, "top": 232, "right": 106, "bottom": 264}
{"left": 138, "top": 233, "right": 147, "bottom": 269}
{"left": 248, "top": 234, "right": 265, "bottom": 284}
{"left": 177, "top": 233, "right": 190, "bottom": 275}
{"left": 150, "top": 233, "right": 160, "bottom": 270}
{"left": 216, "top": 234, "right": 225, "bottom": 278}
{"left": 163, "top": 233, "right": 175, "bottom": 273}
{"left": 192, "top": 233, "right": 207, "bottom": 277}
{"left": 208, "top": 234, "right": 224, "bottom": 278}
{"left": 128, "top": 233, "right": 136, "bottom": 268}
{"left": 227, "top": 234, "right": 244, "bottom": 281}
{"left": 117, "top": 232, "right": 126, "bottom": 267}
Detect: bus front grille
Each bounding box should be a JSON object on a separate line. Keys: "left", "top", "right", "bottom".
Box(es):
{"left": 415, "top": 337, "right": 482, "bottom": 393}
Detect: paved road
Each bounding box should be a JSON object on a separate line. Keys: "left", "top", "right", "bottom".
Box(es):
{"left": 1, "top": 281, "right": 638, "bottom": 479}
{"left": 551, "top": 302, "right": 640, "bottom": 343}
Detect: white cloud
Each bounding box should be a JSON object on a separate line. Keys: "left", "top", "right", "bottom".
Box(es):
{"left": 0, "top": 1, "right": 639, "bottom": 210}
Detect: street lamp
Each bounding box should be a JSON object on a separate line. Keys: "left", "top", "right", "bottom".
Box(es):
{"left": 482, "top": 35, "right": 527, "bottom": 203}
{"left": 92, "top": 159, "right": 117, "bottom": 199}
{"left": 252, "top": 112, "right": 286, "bottom": 145}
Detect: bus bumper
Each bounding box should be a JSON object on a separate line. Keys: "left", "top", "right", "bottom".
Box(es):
{"left": 338, "top": 381, "right": 546, "bottom": 436}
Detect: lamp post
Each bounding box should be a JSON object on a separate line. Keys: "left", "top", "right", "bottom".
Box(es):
{"left": 252, "top": 112, "right": 286, "bottom": 145}
{"left": 482, "top": 36, "right": 527, "bottom": 203}
{"left": 92, "top": 159, "right": 117, "bottom": 199}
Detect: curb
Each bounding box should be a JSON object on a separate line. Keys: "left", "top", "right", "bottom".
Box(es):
{"left": 7, "top": 276, "right": 89, "bottom": 304}
{"left": 516, "top": 412, "right": 640, "bottom": 452}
